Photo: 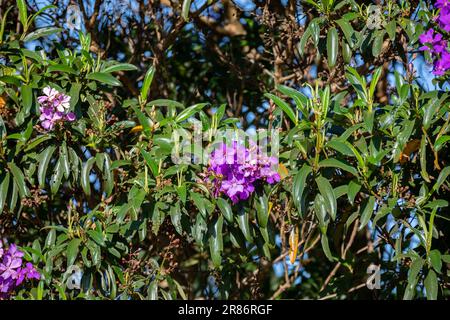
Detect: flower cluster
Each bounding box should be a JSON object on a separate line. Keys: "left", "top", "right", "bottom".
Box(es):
{"left": 0, "top": 242, "right": 40, "bottom": 299}
{"left": 207, "top": 141, "right": 280, "bottom": 204}
{"left": 38, "top": 86, "right": 76, "bottom": 130}
{"left": 419, "top": 0, "right": 450, "bottom": 76}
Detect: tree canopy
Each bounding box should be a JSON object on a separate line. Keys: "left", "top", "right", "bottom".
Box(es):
{"left": 0, "top": 0, "right": 449, "bottom": 300}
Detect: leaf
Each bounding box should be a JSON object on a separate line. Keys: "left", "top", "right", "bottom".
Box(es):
{"left": 86, "top": 72, "right": 121, "bottom": 86}
{"left": 386, "top": 20, "right": 396, "bottom": 41}
{"left": 369, "top": 67, "right": 382, "bottom": 100}
{"left": 424, "top": 270, "right": 438, "bottom": 300}
{"left": 170, "top": 203, "right": 183, "bottom": 235}
{"left": 141, "top": 149, "right": 158, "bottom": 178}
{"left": 336, "top": 19, "right": 354, "bottom": 47}
{"left": 359, "top": 196, "right": 375, "bottom": 230}
{"left": 47, "top": 64, "right": 77, "bottom": 74}
{"left": 175, "top": 103, "right": 208, "bottom": 123}
{"left": 66, "top": 238, "right": 81, "bottom": 267}
{"left": 217, "top": 197, "right": 233, "bottom": 223}
{"left": 423, "top": 98, "right": 439, "bottom": 130}
{"left": 102, "top": 63, "right": 138, "bottom": 73}
{"left": 209, "top": 215, "right": 224, "bottom": 268}
{"left": 237, "top": 208, "right": 253, "bottom": 243}
{"left": 140, "top": 66, "right": 155, "bottom": 102}
{"left": 347, "top": 180, "right": 361, "bottom": 205}
{"left": 318, "top": 158, "right": 358, "bottom": 176}
{"left": 372, "top": 30, "right": 385, "bottom": 57}
{"left": 87, "top": 230, "right": 105, "bottom": 246}
{"left": 404, "top": 258, "right": 423, "bottom": 300}
{"left": 131, "top": 106, "right": 152, "bottom": 136}
{"left": 148, "top": 281, "right": 158, "bottom": 300}
{"left": 181, "top": 0, "right": 192, "bottom": 20}
{"left": 256, "top": 195, "right": 269, "bottom": 228}
{"left": 8, "top": 162, "right": 30, "bottom": 198}
{"left": 429, "top": 249, "right": 442, "bottom": 273}
{"left": 50, "top": 157, "right": 64, "bottom": 195}
{"left": 321, "top": 233, "right": 335, "bottom": 262}
{"left": 315, "top": 176, "right": 337, "bottom": 220}
{"left": 81, "top": 157, "right": 96, "bottom": 196}
{"left": 326, "top": 27, "right": 339, "bottom": 68}
{"left": 23, "top": 27, "right": 62, "bottom": 42}
{"left": 17, "top": 0, "right": 28, "bottom": 29}
{"left": 264, "top": 93, "right": 297, "bottom": 125}
{"left": 434, "top": 135, "right": 450, "bottom": 152}
{"left": 21, "top": 84, "right": 32, "bottom": 115}
{"left": 292, "top": 165, "right": 312, "bottom": 216}
{"left": 342, "top": 40, "right": 352, "bottom": 63}
{"left": 419, "top": 136, "right": 431, "bottom": 182}
{"left": 432, "top": 166, "right": 450, "bottom": 194}
{"left": 0, "top": 173, "right": 10, "bottom": 214}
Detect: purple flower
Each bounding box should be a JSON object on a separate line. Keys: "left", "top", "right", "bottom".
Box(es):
{"left": 0, "top": 245, "right": 24, "bottom": 279}
{"left": 207, "top": 140, "right": 280, "bottom": 204}
{"left": 433, "top": 51, "right": 450, "bottom": 75}
{"left": 0, "top": 242, "right": 40, "bottom": 299}
{"left": 436, "top": 0, "right": 450, "bottom": 9}
{"left": 37, "top": 86, "right": 75, "bottom": 131}
{"left": 437, "top": 10, "right": 450, "bottom": 32}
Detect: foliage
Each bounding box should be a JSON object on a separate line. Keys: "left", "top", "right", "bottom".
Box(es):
{"left": 0, "top": 0, "right": 449, "bottom": 300}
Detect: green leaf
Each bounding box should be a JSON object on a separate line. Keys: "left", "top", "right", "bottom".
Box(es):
{"left": 87, "top": 230, "right": 105, "bottom": 246}
{"left": 326, "top": 27, "right": 339, "bottom": 68}
{"left": 347, "top": 180, "right": 361, "bottom": 205}
{"left": 429, "top": 249, "right": 442, "bottom": 273}
{"left": 321, "top": 233, "right": 335, "bottom": 262}
{"left": 372, "top": 30, "right": 385, "bottom": 57}
{"left": 23, "top": 27, "right": 62, "bottom": 42}
{"left": 217, "top": 197, "right": 233, "bottom": 223}
{"left": 256, "top": 195, "right": 269, "bottom": 228}
{"left": 181, "top": 0, "right": 192, "bottom": 20}
{"left": 316, "top": 176, "right": 337, "bottom": 220}
{"left": 102, "top": 63, "right": 138, "bottom": 73}
{"left": 359, "top": 196, "right": 375, "bottom": 230}
{"left": 141, "top": 149, "right": 158, "bottom": 178}
{"left": 175, "top": 103, "right": 208, "bottom": 123}
{"left": 293, "top": 165, "right": 312, "bottom": 216}
{"left": 342, "top": 40, "right": 352, "bottom": 63}
{"left": 237, "top": 208, "right": 253, "bottom": 243}
{"left": 0, "top": 173, "right": 10, "bottom": 214}
{"left": 67, "top": 238, "right": 81, "bottom": 267}
{"left": 386, "top": 20, "right": 396, "bottom": 41}
{"left": 140, "top": 66, "right": 155, "bottom": 102}
{"left": 86, "top": 72, "right": 121, "bottom": 86}
{"left": 170, "top": 203, "right": 183, "bottom": 235}
{"left": 432, "top": 166, "right": 450, "bottom": 194}
{"left": 424, "top": 270, "right": 438, "bottom": 300}
{"left": 148, "top": 281, "right": 158, "bottom": 300}
{"left": 423, "top": 98, "right": 439, "bottom": 130}
{"left": 336, "top": 19, "right": 354, "bottom": 47}
{"left": 50, "top": 157, "right": 64, "bottom": 195}
{"left": 404, "top": 258, "right": 423, "bottom": 300}
{"left": 318, "top": 158, "right": 358, "bottom": 176}
{"left": 369, "top": 67, "right": 382, "bottom": 100}
{"left": 8, "top": 162, "right": 30, "bottom": 198}
{"left": 209, "top": 215, "right": 224, "bottom": 268}
{"left": 264, "top": 93, "right": 297, "bottom": 125}
{"left": 21, "top": 84, "right": 32, "bottom": 115}
{"left": 17, "top": 0, "right": 28, "bottom": 29}
{"left": 81, "top": 157, "right": 96, "bottom": 196}
{"left": 47, "top": 64, "right": 78, "bottom": 74}
{"left": 434, "top": 135, "right": 450, "bottom": 152}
